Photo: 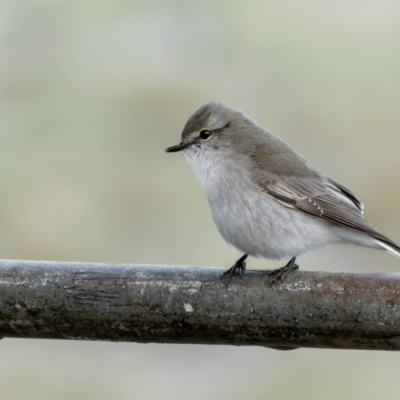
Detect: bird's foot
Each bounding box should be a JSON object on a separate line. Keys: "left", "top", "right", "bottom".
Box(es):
{"left": 268, "top": 257, "right": 299, "bottom": 284}
{"left": 220, "top": 254, "right": 248, "bottom": 286}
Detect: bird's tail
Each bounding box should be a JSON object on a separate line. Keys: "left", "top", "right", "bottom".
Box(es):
{"left": 374, "top": 239, "right": 400, "bottom": 259}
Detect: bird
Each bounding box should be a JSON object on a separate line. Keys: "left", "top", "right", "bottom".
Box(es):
{"left": 166, "top": 101, "right": 400, "bottom": 284}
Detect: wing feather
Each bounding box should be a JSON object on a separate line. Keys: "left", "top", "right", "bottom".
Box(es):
{"left": 256, "top": 173, "right": 397, "bottom": 247}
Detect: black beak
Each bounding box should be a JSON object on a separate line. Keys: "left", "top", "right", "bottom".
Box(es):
{"left": 165, "top": 141, "right": 190, "bottom": 153}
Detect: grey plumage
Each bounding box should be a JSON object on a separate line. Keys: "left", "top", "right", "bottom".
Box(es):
{"left": 166, "top": 101, "right": 400, "bottom": 279}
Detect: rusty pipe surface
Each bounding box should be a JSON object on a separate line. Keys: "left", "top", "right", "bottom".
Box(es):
{"left": 0, "top": 260, "right": 399, "bottom": 350}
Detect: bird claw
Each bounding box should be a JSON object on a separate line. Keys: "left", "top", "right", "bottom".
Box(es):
{"left": 268, "top": 258, "right": 299, "bottom": 284}
{"left": 220, "top": 255, "right": 247, "bottom": 286}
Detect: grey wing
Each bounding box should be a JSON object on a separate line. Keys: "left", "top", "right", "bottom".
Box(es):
{"left": 256, "top": 173, "right": 394, "bottom": 245}
{"left": 326, "top": 178, "right": 364, "bottom": 214}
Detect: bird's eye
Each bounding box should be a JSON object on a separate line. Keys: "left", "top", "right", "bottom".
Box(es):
{"left": 199, "top": 130, "right": 212, "bottom": 140}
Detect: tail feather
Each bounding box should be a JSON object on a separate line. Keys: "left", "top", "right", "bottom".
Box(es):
{"left": 374, "top": 239, "right": 400, "bottom": 259}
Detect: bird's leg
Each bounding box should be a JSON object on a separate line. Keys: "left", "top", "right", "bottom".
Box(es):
{"left": 268, "top": 257, "right": 299, "bottom": 283}
{"left": 220, "top": 254, "right": 248, "bottom": 285}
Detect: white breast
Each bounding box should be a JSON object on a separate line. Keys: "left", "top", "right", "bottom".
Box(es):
{"left": 183, "top": 147, "right": 340, "bottom": 260}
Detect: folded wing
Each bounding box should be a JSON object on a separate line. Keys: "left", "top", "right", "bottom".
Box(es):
{"left": 255, "top": 172, "right": 399, "bottom": 250}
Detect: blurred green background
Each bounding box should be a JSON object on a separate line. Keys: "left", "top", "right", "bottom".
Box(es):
{"left": 1, "top": 0, "right": 400, "bottom": 399}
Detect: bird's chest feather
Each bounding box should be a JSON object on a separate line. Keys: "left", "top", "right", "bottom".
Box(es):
{"left": 186, "top": 150, "right": 282, "bottom": 243}
{"left": 184, "top": 148, "right": 332, "bottom": 258}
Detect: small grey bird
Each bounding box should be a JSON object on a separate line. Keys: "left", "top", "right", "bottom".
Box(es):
{"left": 166, "top": 101, "right": 400, "bottom": 283}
